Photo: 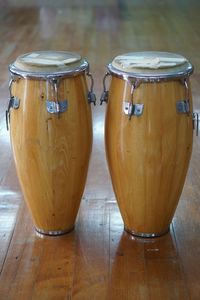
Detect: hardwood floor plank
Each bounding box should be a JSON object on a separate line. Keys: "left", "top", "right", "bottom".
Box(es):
{"left": 0, "top": 204, "right": 31, "bottom": 299}
{"left": 0, "top": 194, "right": 20, "bottom": 272}
{"left": 146, "top": 257, "right": 188, "bottom": 300}
{"left": 71, "top": 199, "right": 109, "bottom": 300}
{"left": 145, "top": 229, "right": 189, "bottom": 300}
{"left": 0, "top": 203, "right": 77, "bottom": 300}
{"left": 31, "top": 235, "right": 76, "bottom": 300}
{"left": 108, "top": 204, "right": 149, "bottom": 300}
{"left": 0, "top": 161, "right": 21, "bottom": 273}
{"left": 173, "top": 138, "right": 200, "bottom": 300}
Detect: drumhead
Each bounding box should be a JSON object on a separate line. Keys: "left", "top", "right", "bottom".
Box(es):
{"left": 108, "top": 51, "right": 193, "bottom": 81}
{"left": 9, "top": 51, "right": 88, "bottom": 78}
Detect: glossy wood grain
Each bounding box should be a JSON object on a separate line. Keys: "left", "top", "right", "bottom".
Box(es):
{"left": 105, "top": 77, "right": 193, "bottom": 236}
{"left": 0, "top": 1, "right": 200, "bottom": 299}
{"left": 10, "top": 74, "right": 92, "bottom": 233}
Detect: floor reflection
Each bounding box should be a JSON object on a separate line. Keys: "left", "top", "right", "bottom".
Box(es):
{"left": 39, "top": 7, "right": 57, "bottom": 40}
{"left": 108, "top": 230, "right": 148, "bottom": 299}
{"left": 108, "top": 227, "right": 180, "bottom": 298}
{"left": 0, "top": 188, "right": 21, "bottom": 198}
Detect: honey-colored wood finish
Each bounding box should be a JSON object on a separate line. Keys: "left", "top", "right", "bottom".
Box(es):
{"left": 105, "top": 77, "right": 193, "bottom": 236}
{"left": 10, "top": 74, "right": 92, "bottom": 232}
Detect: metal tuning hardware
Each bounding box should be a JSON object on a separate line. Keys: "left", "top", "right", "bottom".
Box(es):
{"left": 176, "top": 78, "right": 190, "bottom": 115}
{"left": 192, "top": 112, "right": 195, "bottom": 130}
{"left": 192, "top": 112, "right": 200, "bottom": 136}
{"left": 46, "top": 100, "right": 68, "bottom": 114}
{"left": 86, "top": 70, "right": 96, "bottom": 105}
{"left": 176, "top": 100, "right": 190, "bottom": 114}
{"left": 100, "top": 72, "right": 110, "bottom": 105}
{"left": 123, "top": 102, "right": 144, "bottom": 117}
{"left": 46, "top": 78, "right": 68, "bottom": 116}
{"left": 197, "top": 113, "right": 200, "bottom": 136}
{"left": 6, "top": 75, "right": 21, "bottom": 130}
{"left": 125, "top": 80, "right": 143, "bottom": 120}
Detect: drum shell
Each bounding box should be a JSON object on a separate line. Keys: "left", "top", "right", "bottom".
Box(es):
{"left": 105, "top": 76, "right": 193, "bottom": 236}
{"left": 10, "top": 73, "right": 92, "bottom": 233}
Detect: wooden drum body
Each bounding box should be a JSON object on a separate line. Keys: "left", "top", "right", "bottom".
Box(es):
{"left": 8, "top": 51, "right": 94, "bottom": 235}
{"left": 103, "top": 51, "right": 194, "bottom": 237}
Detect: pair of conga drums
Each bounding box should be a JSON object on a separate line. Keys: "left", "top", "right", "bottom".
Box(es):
{"left": 8, "top": 50, "right": 193, "bottom": 237}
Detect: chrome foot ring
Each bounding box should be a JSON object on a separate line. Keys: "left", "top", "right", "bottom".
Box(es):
{"left": 35, "top": 225, "right": 75, "bottom": 236}
{"left": 124, "top": 227, "right": 169, "bottom": 238}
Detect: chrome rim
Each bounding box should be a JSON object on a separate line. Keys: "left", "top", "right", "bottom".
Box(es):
{"left": 107, "top": 63, "right": 194, "bottom": 82}
{"left": 9, "top": 60, "right": 89, "bottom": 80}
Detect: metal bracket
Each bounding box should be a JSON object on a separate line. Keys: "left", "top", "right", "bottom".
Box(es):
{"left": 123, "top": 102, "right": 144, "bottom": 117}
{"left": 100, "top": 72, "right": 110, "bottom": 105}
{"left": 88, "top": 91, "right": 96, "bottom": 105}
{"left": 177, "top": 78, "right": 190, "bottom": 115}
{"left": 46, "top": 100, "right": 68, "bottom": 114}
{"left": 176, "top": 100, "right": 190, "bottom": 114}
{"left": 11, "top": 96, "right": 20, "bottom": 109}
{"left": 47, "top": 78, "right": 67, "bottom": 117}
{"left": 6, "top": 96, "right": 20, "bottom": 130}
{"left": 100, "top": 91, "right": 109, "bottom": 104}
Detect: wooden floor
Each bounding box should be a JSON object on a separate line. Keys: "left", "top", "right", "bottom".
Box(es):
{"left": 0, "top": 1, "right": 200, "bottom": 299}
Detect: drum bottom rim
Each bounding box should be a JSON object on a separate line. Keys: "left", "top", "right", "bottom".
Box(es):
{"left": 35, "top": 225, "right": 75, "bottom": 236}
{"left": 124, "top": 226, "right": 169, "bottom": 238}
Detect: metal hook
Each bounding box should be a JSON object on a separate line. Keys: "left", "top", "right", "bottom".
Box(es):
{"left": 100, "top": 72, "right": 110, "bottom": 105}
{"left": 86, "top": 70, "right": 96, "bottom": 105}
{"left": 6, "top": 75, "right": 20, "bottom": 130}
{"left": 47, "top": 78, "right": 62, "bottom": 118}
{"left": 176, "top": 78, "right": 191, "bottom": 115}
{"left": 53, "top": 78, "right": 60, "bottom": 117}
{"left": 126, "top": 80, "right": 143, "bottom": 120}
{"left": 184, "top": 78, "right": 190, "bottom": 115}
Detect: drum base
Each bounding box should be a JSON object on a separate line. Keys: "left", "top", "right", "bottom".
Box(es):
{"left": 35, "top": 225, "right": 75, "bottom": 236}
{"left": 124, "top": 227, "right": 169, "bottom": 238}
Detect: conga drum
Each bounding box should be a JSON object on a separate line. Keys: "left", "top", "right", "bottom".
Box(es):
{"left": 7, "top": 51, "right": 95, "bottom": 235}
{"left": 101, "top": 51, "right": 194, "bottom": 237}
